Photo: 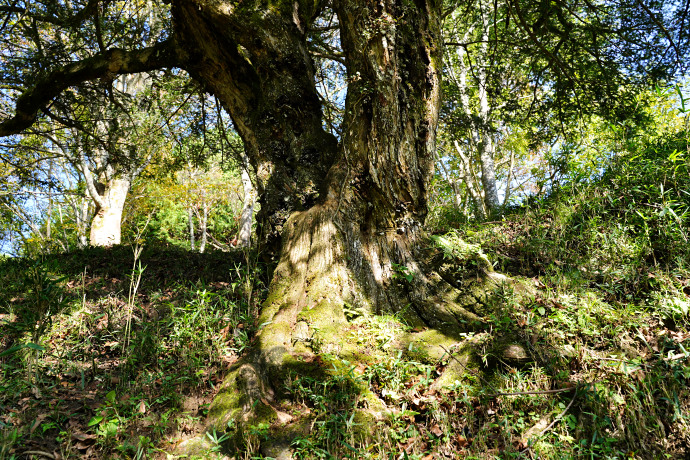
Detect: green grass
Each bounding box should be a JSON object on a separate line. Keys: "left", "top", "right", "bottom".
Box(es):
{"left": 1, "top": 136, "right": 689, "bottom": 458}
{"left": 0, "top": 246, "right": 267, "bottom": 459}
{"left": 1, "top": 245, "right": 688, "bottom": 459}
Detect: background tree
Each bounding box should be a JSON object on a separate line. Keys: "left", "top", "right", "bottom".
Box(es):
{"left": 113, "top": 84, "right": 256, "bottom": 252}
{"left": 0, "top": 131, "right": 84, "bottom": 253}
{"left": 437, "top": 0, "right": 689, "bottom": 219}
{"left": 0, "top": 0, "right": 176, "bottom": 246}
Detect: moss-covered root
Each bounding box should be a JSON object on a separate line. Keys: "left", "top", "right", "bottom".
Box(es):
{"left": 174, "top": 312, "right": 496, "bottom": 457}
{"left": 174, "top": 338, "right": 346, "bottom": 457}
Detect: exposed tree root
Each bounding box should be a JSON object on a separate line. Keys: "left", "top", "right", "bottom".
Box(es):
{"left": 176, "top": 205, "right": 536, "bottom": 458}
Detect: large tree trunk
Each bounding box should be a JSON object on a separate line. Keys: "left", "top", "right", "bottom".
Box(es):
{"left": 88, "top": 177, "right": 130, "bottom": 247}
{"left": 172, "top": 0, "right": 486, "bottom": 455}
{"left": 79, "top": 65, "right": 153, "bottom": 248}
{"left": 172, "top": 0, "right": 338, "bottom": 252}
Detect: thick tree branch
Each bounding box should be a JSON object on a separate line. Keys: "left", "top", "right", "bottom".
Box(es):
{"left": 311, "top": 51, "right": 346, "bottom": 65}
{"left": 79, "top": 149, "right": 105, "bottom": 210}
{"left": 0, "top": 40, "right": 182, "bottom": 137}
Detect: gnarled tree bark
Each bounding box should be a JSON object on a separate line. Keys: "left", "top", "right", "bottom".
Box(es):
{"left": 170, "top": 0, "right": 485, "bottom": 455}
{"left": 0, "top": 0, "right": 490, "bottom": 454}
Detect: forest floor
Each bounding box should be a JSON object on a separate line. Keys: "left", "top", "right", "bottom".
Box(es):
{"left": 0, "top": 247, "right": 261, "bottom": 459}
{"left": 2, "top": 177, "right": 690, "bottom": 459}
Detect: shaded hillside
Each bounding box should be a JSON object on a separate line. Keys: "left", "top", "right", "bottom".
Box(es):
{"left": 0, "top": 246, "right": 268, "bottom": 459}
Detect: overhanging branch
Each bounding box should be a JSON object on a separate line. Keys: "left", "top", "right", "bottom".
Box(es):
{"left": 0, "top": 0, "right": 100, "bottom": 28}
{"left": 0, "top": 40, "right": 182, "bottom": 137}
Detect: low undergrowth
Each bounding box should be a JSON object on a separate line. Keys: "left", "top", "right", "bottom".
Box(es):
{"left": 1, "top": 237, "right": 688, "bottom": 459}
{"left": 225, "top": 135, "right": 688, "bottom": 459}
{"left": 261, "top": 281, "right": 689, "bottom": 459}
{"left": 0, "top": 246, "right": 267, "bottom": 459}
{"left": 2, "top": 138, "right": 689, "bottom": 458}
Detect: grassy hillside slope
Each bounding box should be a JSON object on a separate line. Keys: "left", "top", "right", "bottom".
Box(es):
{"left": 1, "top": 138, "right": 689, "bottom": 459}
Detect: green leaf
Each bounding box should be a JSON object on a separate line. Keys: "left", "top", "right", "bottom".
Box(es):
{"left": 676, "top": 85, "right": 687, "bottom": 113}
{"left": 87, "top": 416, "right": 103, "bottom": 427}
{"left": 0, "top": 345, "right": 24, "bottom": 357}
{"left": 0, "top": 342, "right": 44, "bottom": 357}
{"left": 341, "top": 440, "right": 359, "bottom": 453}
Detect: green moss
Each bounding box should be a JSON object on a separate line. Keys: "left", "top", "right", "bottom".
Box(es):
{"left": 259, "top": 279, "right": 291, "bottom": 325}
{"left": 349, "top": 408, "right": 382, "bottom": 442}
{"left": 207, "top": 371, "right": 243, "bottom": 427}
{"left": 400, "top": 329, "right": 457, "bottom": 363}
{"left": 293, "top": 342, "right": 311, "bottom": 354}
{"left": 431, "top": 232, "right": 493, "bottom": 272}
{"left": 208, "top": 389, "right": 241, "bottom": 419}
{"left": 339, "top": 346, "right": 376, "bottom": 365}
{"left": 253, "top": 400, "right": 278, "bottom": 423}
{"left": 280, "top": 353, "right": 325, "bottom": 379}
{"left": 174, "top": 435, "right": 216, "bottom": 458}
{"left": 433, "top": 346, "right": 476, "bottom": 389}
{"left": 297, "top": 297, "right": 343, "bottom": 325}
{"left": 507, "top": 275, "right": 538, "bottom": 298}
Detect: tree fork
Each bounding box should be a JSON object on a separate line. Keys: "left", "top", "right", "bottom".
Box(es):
{"left": 171, "top": 0, "right": 339, "bottom": 251}
{"left": 171, "top": 1, "right": 499, "bottom": 455}
{"left": 1, "top": 0, "right": 492, "bottom": 455}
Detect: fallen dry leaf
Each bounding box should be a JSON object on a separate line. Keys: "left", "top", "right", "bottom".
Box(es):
{"left": 72, "top": 432, "right": 96, "bottom": 442}
{"left": 29, "top": 414, "right": 47, "bottom": 435}
{"left": 75, "top": 441, "right": 94, "bottom": 451}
